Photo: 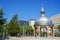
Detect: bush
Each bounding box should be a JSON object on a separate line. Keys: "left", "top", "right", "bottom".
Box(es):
{"left": 55, "top": 32, "right": 60, "bottom": 37}
{"left": 41, "top": 32, "right": 46, "bottom": 37}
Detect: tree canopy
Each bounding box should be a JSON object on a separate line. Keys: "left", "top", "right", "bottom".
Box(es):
{"left": 57, "top": 25, "right": 60, "bottom": 31}
{"left": 0, "top": 9, "right": 6, "bottom": 34}
{"left": 0, "top": 9, "right": 6, "bottom": 25}
{"left": 19, "top": 26, "right": 23, "bottom": 34}
{"left": 24, "top": 24, "right": 33, "bottom": 35}
{"left": 24, "top": 24, "right": 33, "bottom": 31}
{"left": 7, "top": 14, "right": 20, "bottom": 34}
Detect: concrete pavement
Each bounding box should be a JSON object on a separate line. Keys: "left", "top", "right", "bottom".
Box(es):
{"left": 5, "top": 37, "right": 60, "bottom": 40}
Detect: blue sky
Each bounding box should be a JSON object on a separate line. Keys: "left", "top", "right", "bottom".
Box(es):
{"left": 0, "top": 0, "right": 60, "bottom": 22}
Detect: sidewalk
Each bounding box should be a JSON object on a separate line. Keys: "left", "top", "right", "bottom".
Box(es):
{"left": 5, "top": 37, "right": 60, "bottom": 40}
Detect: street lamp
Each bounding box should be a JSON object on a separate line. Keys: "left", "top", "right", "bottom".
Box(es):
{"left": 2, "top": 24, "right": 6, "bottom": 40}
{"left": 23, "top": 26, "right": 24, "bottom": 36}
{"left": 4, "top": 24, "right": 8, "bottom": 39}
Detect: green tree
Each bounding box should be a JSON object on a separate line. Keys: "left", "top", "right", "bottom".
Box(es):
{"left": 0, "top": 9, "right": 6, "bottom": 34}
{"left": 19, "top": 26, "right": 23, "bottom": 35}
{"left": 7, "top": 14, "right": 20, "bottom": 36}
{"left": 24, "top": 24, "right": 33, "bottom": 35}
{"left": 57, "top": 25, "right": 60, "bottom": 31}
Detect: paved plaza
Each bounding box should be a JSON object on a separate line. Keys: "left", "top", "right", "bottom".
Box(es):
{"left": 5, "top": 37, "right": 60, "bottom": 40}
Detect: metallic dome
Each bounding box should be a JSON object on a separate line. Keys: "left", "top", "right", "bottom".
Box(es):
{"left": 35, "top": 5, "right": 53, "bottom": 26}
{"left": 35, "top": 16, "right": 53, "bottom": 26}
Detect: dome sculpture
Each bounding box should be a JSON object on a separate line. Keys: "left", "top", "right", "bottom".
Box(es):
{"left": 35, "top": 16, "right": 53, "bottom": 26}
{"left": 34, "top": 5, "right": 54, "bottom": 37}
{"left": 35, "top": 5, "right": 53, "bottom": 26}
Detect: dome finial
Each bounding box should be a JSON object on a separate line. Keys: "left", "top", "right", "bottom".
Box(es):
{"left": 40, "top": 3, "right": 45, "bottom": 16}
{"left": 42, "top": 3, "right": 44, "bottom": 11}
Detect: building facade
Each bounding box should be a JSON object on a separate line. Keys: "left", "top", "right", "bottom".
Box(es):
{"left": 50, "top": 14, "right": 60, "bottom": 27}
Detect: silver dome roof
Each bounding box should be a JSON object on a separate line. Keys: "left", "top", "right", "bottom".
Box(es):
{"left": 35, "top": 5, "right": 53, "bottom": 26}
{"left": 35, "top": 16, "right": 53, "bottom": 26}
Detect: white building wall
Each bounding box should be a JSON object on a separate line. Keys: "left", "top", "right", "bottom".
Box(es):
{"left": 29, "top": 19, "right": 35, "bottom": 29}
{"left": 50, "top": 14, "right": 60, "bottom": 27}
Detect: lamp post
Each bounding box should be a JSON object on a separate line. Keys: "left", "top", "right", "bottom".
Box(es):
{"left": 23, "top": 26, "right": 24, "bottom": 36}
{"left": 23, "top": 25, "right": 26, "bottom": 36}
{"left": 3, "top": 24, "right": 6, "bottom": 40}
{"left": 3, "top": 24, "right": 8, "bottom": 40}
